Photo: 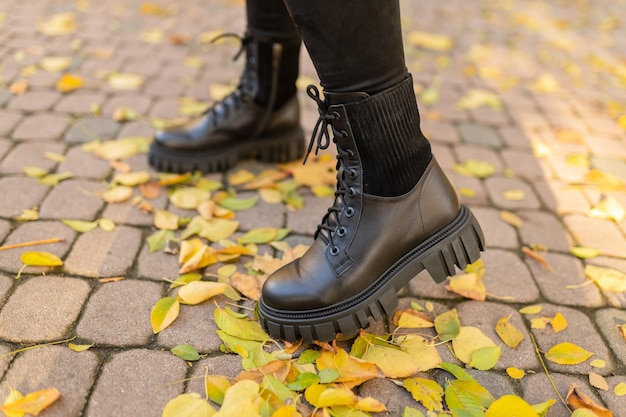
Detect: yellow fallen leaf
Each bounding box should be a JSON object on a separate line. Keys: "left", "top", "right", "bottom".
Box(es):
{"left": 40, "top": 56, "right": 72, "bottom": 72}
{"left": 551, "top": 312, "right": 568, "bottom": 333}
{"left": 37, "top": 12, "right": 76, "bottom": 36}
{"left": 451, "top": 326, "right": 496, "bottom": 365}
{"left": 614, "top": 382, "right": 626, "bottom": 396}
{"left": 506, "top": 367, "right": 525, "bottom": 379}
{"left": 470, "top": 345, "right": 501, "bottom": 371}
{"left": 93, "top": 137, "right": 149, "bottom": 161}
{"left": 584, "top": 264, "right": 626, "bottom": 292}
{"left": 618, "top": 114, "right": 626, "bottom": 131}
{"left": 531, "top": 73, "right": 560, "bottom": 93}
{"left": 445, "top": 272, "right": 486, "bottom": 301}
{"left": 402, "top": 377, "right": 444, "bottom": 412}
{"left": 530, "top": 317, "right": 551, "bottom": 330}
{"left": 56, "top": 73, "right": 84, "bottom": 93}
{"left": 229, "top": 272, "right": 261, "bottom": 301}
{"left": 154, "top": 209, "right": 179, "bottom": 231}
{"left": 589, "top": 196, "right": 625, "bottom": 223}
{"left": 162, "top": 393, "right": 215, "bottom": 417}
{"left": 457, "top": 88, "right": 502, "bottom": 110}
{"left": 98, "top": 218, "right": 116, "bottom": 232}
{"left": 393, "top": 309, "right": 434, "bottom": 329}
{"left": 519, "top": 305, "right": 542, "bottom": 315}
{"left": 214, "top": 380, "right": 261, "bottom": 416}
{"left": 485, "top": 395, "right": 540, "bottom": 417}
{"left": 150, "top": 297, "right": 180, "bottom": 333}
{"left": 108, "top": 73, "right": 144, "bottom": 90}
{"left": 0, "top": 388, "right": 61, "bottom": 416}
{"left": 495, "top": 316, "right": 524, "bottom": 348}
{"left": 566, "top": 385, "right": 613, "bottom": 417}
{"left": 179, "top": 242, "right": 218, "bottom": 274}
{"left": 169, "top": 187, "right": 211, "bottom": 209}
{"left": 499, "top": 210, "right": 523, "bottom": 228}
{"left": 23, "top": 166, "right": 48, "bottom": 178}
{"left": 316, "top": 347, "right": 383, "bottom": 390}
{"left": 570, "top": 246, "right": 600, "bottom": 259}
{"left": 522, "top": 246, "right": 553, "bottom": 272}
{"left": 407, "top": 31, "right": 453, "bottom": 51}
{"left": 453, "top": 159, "right": 496, "bottom": 179}
{"left": 140, "top": 28, "right": 164, "bottom": 44}
{"left": 589, "top": 372, "right": 609, "bottom": 391}
{"left": 68, "top": 343, "right": 94, "bottom": 352}
{"left": 545, "top": 342, "right": 593, "bottom": 365}
{"left": 503, "top": 189, "right": 525, "bottom": 201}
{"left": 102, "top": 185, "right": 134, "bottom": 203}
{"left": 459, "top": 187, "right": 476, "bottom": 198}
{"left": 590, "top": 359, "right": 606, "bottom": 368}
{"left": 113, "top": 171, "right": 151, "bottom": 186}
{"left": 177, "top": 281, "right": 227, "bottom": 305}
{"left": 20, "top": 251, "right": 63, "bottom": 267}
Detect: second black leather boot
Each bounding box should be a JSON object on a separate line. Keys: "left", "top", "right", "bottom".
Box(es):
{"left": 258, "top": 76, "right": 485, "bottom": 343}
{"left": 149, "top": 28, "right": 304, "bottom": 173}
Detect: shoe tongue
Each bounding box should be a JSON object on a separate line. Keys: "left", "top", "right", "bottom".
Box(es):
{"left": 324, "top": 90, "right": 369, "bottom": 106}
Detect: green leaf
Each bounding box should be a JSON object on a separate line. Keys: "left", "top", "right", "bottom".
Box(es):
{"left": 287, "top": 372, "right": 320, "bottom": 391}
{"left": 39, "top": 171, "right": 73, "bottom": 186}
{"left": 162, "top": 393, "right": 215, "bottom": 417}
{"left": 318, "top": 368, "right": 340, "bottom": 384}
{"left": 204, "top": 375, "right": 231, "bottom": 405}
{"left": 150, "top": 297, "right": 180, "bottom": 333}
{"left": 237, "top": 227, "right": 278, "bottom": 244}
{"left": 438, "top": 362, "right": 474, "bottom": 381}
{"left": 218, "top": 196, "right": 258, "bottom": 211}
{"left": 403, "top": 377, "right": 444, "bottom": 411}
{"left": 146, "top": 229, "right": 175, "bottom": 253}
{"left": 532, "top": 399, "right": 556, "bottom": 417}
{"left": 213, "top": 307, "right": 269, "bottom": 342}
{"left": 570, "top": 246, "right": 600, "bottom": 259}
{"left": 169, "top": 187, "right": 211, "bottom": 209}
{"left": 445, "top": 380, "right": 489, "bottom": 417}
{"left": 469, "top": 346, "right": 501, "bottom": 371}
{"left": 169, "top": 272, "right": 202, "bottom": 290}
{"left": 434, "top": 309, "right": 461, "bottom": 342}
{"left": 297, "top": 349, "right": 321, "bottom": 365}
{"left": 451, "top": 326, "right": 496, "bottom": 365}
{"left": 98, "top": 218, "right": 116, "bottom": 231}
{"left": 544, "top": 342, "right": 594, "bottom": 365}
{"left": 68, "top": 343, "right": 94, "bottom": 352}
{"left": 261, "top": 375, "right": 298, "bottom": 403}
{"left": 402, "top": 407, "right": 426, "bottom": 417}
{"left": 170, "top": 344, "right": 201, "bottom": 361}
{"left": 62, "top": 219, "right": 99, "bottom": 233}
{"left": 20, "top": 251, "right": 63, "bottom": 266}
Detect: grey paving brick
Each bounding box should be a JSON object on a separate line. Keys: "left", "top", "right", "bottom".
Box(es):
{"left": 0, "top": 346, "right": 99, "bottom": 417}
{"left": 456, "top": 301, "right": 540, "bottom": 370}
{"left": 64, "top": 225, "right": 142, "bottom": 278}
{"left": 101, "top": 94, "right": 153, "bottom": 116}
{"left": 145, "top": 76, "right": 187, "bottom": 97}
{"left": 0, "top": 90, "right": 10, "bottom": 107}
{"left": 526, "top": 252, "right": 603, "bottom": 307}
{"left": 448, "top": 173, "right": 490, "bottom": 206}
{"left": 0, "top": 141, "right": 66, "bottom": 174}
{"left": 588, "top": 135, "right": 626, "bottom": 159}
{"left": 533, "top": 180, "right": 591, "bottom": 215}
{"left": 458, "top": 123, "right": 503, "bottom": 148}
{"left": 0, "top": 274, "right": 12, "bottom": 306}
{"left": 0, "top": 276, "right": 90, "bottom": 343}
{"left": 38, "top": 179, "right": 105, "bottom": 220}
{"left": 236, "top": 194, "right": 285, "bottom": 231}
{"left": 359, "top": 377, "right": 426, "bottom": 416}
{"left": 136, "top": 243, "right": 182, "bottom": 281}
{"left": 530, "top": 304, "right": 614, "bottom": 375}
{"left": 0, "top": 110, "right": 24, "bottom": 136}
{"left": 454, "top": 144, "right": 504, "bottom": 174}
{"left": 116, "top": 119, "right": 156, "bottom": 138}
{"left": 0, "top": 138, "right": 12, "bottom": 160}
{"left": 466, "top": 369, "right": 519, "bottom": 399}
{"left": 595, "top": 308, "right": 626, "bottom": 368}
{"left": 500, "top": 149, "right": 546, "bottom": 180}
{"left": 470, "top": 106, "right": 510, "bottom": 126}
{"left": 157, "top": 295, "right": 228, "bottom": 354}
{"left": 521, "top": 373, "right": 599, "bottom": 417}
{"left": 484, "top": 177, "right": 541, "bottom": 210}
{"left": 517, "top": 210, "right": 574, "bottom": 251}
{"left": 471, "top": 207, "right": 518, "bottom": 249}
{"left": 0, "top": 219, "right": 10, "bottom": 243}
{"left": 498, "top": 126, "right": 534, "bottom": 150}
{"left": 86, "top": 349, "right": 187, "bottom": 417}
{"left": 432, "top": 143, "right": 456, "bottom": 170}
{"left": 482, "top": 249, "right": 540, "bottom": 304}
{"left": 102, "top": 193, "right": 167, "bottom": 227}
{"left": 543, "top": 154, "right": 589, "bottom": 182}
{"left": 54, "top": 91, "right": 107, "bottom": 114}
{"left": 0, "top": 344, "right": 11, "bottom": 380}
{"left": 0, "top": 220, "right": 76, "bottom": 274}
{"left": 57, "top": 145, "right": 112, "bottom": 179}
{"left": 64, "top": 116, "right": 120, "bottom": 144}
{"left": 564, "top": 214, "right": 626, "bottom": 258}
{"left": 599, "top": 376, "right": 626, "bottom": 415}
{"left": 186, "top": 355, "right": 243, "bottom": 395}
{"left": 149, "top": 97, "right": 183, "bottom": 119}
{"left": 509, "top": 109, "right": 551, "bottom": 130}
{"left": 286, "top": 194, "right": 332, "bottom": 236}
{"left": 76, "top": 279, "right": 161, "bottom": 346}
{"left": 12, "top": 113, "right": 70, "bottom": 141}
{"left": 421, "top": 120, "right": 460, "bottom": 144}
{"left": 8, "top": 90, "right": 61, "bottom": 112}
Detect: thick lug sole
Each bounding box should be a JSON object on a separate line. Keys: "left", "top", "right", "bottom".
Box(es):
{"left": 148, "top": 126, "right": 305, "bottom": 173}
{"left": 257, "top": 204, "right": 485, "bottom": 343}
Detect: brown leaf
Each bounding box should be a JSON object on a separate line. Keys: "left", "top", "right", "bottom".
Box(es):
{"left": 9, "top": 79, "right": 29, "bottom": 95}
{"left": 139, "top": 181, "right": 161, "bottom": 199}
{"left": 445, "top": 272, "right": 486, "bottom": 301}
{"left": 233, "top": 360, "right": 290, "bottom": 384}
{"left": 0, "top": 388, "right": 61, "bottom": 415}
{"left": 565, "top": 384, "right": 613, "bottom": 417}
{"left": 589, "top": 372, "right": 609, "bottom": 391}
{"left": 522, "top": 246, "right": 553, "bottom": 272}
{"left": 229, "top": 271, "right": 262, "bottom": 301}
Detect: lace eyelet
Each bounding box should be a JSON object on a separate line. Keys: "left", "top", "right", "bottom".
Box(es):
{"left": 332, "top": 111, "right": 340, "bottom": 121}
{"left": 348, "top": 187, "right": 356, "bottom": 198}
{"left": 345, "top": 207, "right": 355, "bottom": 217}
{"left": 337, "top": 226, "right": 347, "bottom": 237}
{"left": 349, "top": 169, "right": 358, "bottom": 179}
{"left": 330, "top": 246, "right": 340, "bottom": 256}
{"left": 346, "top": 149, "right": 355, "bottom": 159}
{"left": 340, "top": 130, "right": 348, "bottom": 138}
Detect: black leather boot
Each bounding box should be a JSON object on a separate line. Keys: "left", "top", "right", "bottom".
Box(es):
{"left": 149, "top": 28, "right": 304, "bottom": 173}
{"left": 258, "top": 76, "right": 485, "bottom": 342}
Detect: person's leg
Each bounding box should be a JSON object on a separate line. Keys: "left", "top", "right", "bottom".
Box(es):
{"left": 148, "top": 0, "right": 304, "bottom": 173}
{"left": 258, "top": 0, "right": 485, "bottom": 342}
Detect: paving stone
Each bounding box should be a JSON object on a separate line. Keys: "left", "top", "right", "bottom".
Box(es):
{"left": 0, "top": 90, "right": 10, "bottom": 107}
{"left": 509, "top": 109, "right": 551, "bottom": 130}
{"left": 517, "top": 210, "right": 574, "bottom": 251}
{"left": 0, "top": 274, "right": 13, "bottom": 307}
{"left": 186, "top": 354, "right": 243, "bottom": 395}
{"left": 8, "top": 90, "right": 61, "bottom": 112}
{"left": 454, "top": 144, "right": 504, "bottom": 173}
{"left": 76, "top": 279, "right": 161, "bottom": 346}
{"left": 586, "top": 257, "right": 626, "bottom": 308}
{"left": 54, "top": 91, "right": 107, "bottom": 114}
{"left": 470, "top": 106, "right": 511, "bottom": 126}
{"left": 0, "top": 219, "right": 11, "bottom": 243}
{"left": 564, "top": 214, "right": 626, "bottom": 258}
{"left": 525, "top": 252, "right": 604, "bottom": 307}
{"left": 458, "top": 123, "right": 503, "bottom": 148}
{"left": 0, "top": 110, "right": 23, "bottom": 136}
{"left": 64, "top": 225, "right": 142, "bottom": 278}
{"left": 498, "top": 126, "right": 534, "bottom": 149}
{"left": 38, "top": 179, "right": 104, "bottom": 220}
{"left": 149, "top": 97, "right": 182, "bottom": 119}
{"left": 591, "top": 157, "right": 626, "bottom": 181}
{"left": 101, "top": 94, "right": 153, "bottom": 116}
{"left": 543, "top": 154, "right": 589, "bottom": 182}
{"left": 456, "top": 301, "right": 540, "bottom": 370}
{"left": 11, "top": 113, "right": 70, "bottom": 141}
{"left": 409, "top": 269, "right": 463, "bottom": 300}
{"left": 236, "top": 194, "right": 285, "bottom": 231}
{"left": 429, "top": 101, "right": 469, "bottom": 122}
{"left": 530, "top": 304, "right": 614, "bottom": 375}
{"left": 57, "top": 145, "right": 112, "bottom": 179}
{"left": 0, "top": 346, "right": 99, "bottom": 417}
{"left": 86, "top": 349, "right": 187, "bottom": 417}
{"left": 482, "top": 249, "right": 540, "bottom": 304}
{"left": 448, "top": 172, "right": 490, "bottom": 207}
{"left": 500, "top": 149, "right": 546, "bottom": 180}
{"left": 484, "top": 176, "right": 541, "bottom": 210}
{"left": 471, "top": 207, "right": 518, "bottom": 249}
{"left": 136, "top": 243, "right": 182, "bottom": 281}
{"left": 533, "top": 180, "right": 591, "bottom": 215}
{"left": 286, "top": 194, "right": 333, "bottom": 236}
{"left": 466, "top": 369, "right": 519, "bottom": 399}
{"left": 595, "top": 309, "right": 626, "bottom": 369}
{"left": 432, "top": 143, "right": 456, "bottom": 170}
{"left": 599, "top": 376, "right": 626, "bottom": 414}
{"left": 521, "top": 373, "right": 600, "bottom": 417}
{"left": 157, "top": 295, "right": 229, "bottom": 354}
{"left": 102, "top": 193, "right": 167, "bottom": 227}
{"left": 359, "top": 377, "right": 426, "bottom": 416}
{"left": 0, "top": 141, "right": 66, "bottom": 174}
{"left": 116, "top": 119, "right": 156, "bottom": 138}
{"left": 587, "top": 135, "right": 626, "bottom": 159}
{"left": 0, "top": 220, "right": 76, "bottom": 273}
{"left": 0, "top": 344, "right": 12, "bottom": 380}
{"left": 421, "top": 120, "right": 460, "bottom": 144}
{"left": 145, "top": 76, "right": 187, "bottom": 97}
{"left": 0, "top": 138, "right": 12, "bottom": 159}
{"left": 0, "top": 276, "right": 90, "bottom": 342}
{"left": 64, "top": 116, "right": 120, "bottom": 144}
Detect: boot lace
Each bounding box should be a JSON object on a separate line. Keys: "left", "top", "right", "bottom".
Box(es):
{"left": 304, "top": 85, "right": 357, "bottom": 255}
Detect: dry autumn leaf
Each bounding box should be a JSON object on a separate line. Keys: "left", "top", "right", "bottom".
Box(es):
{"left": 108, "top": 72, "right": 145, "bottom": 90}
{"left": 102, "top": 185, "right": 134, "bottom": 203}
{"left": 451, "top": 326, "right": 497, "bottom": 365}
{"left": 56, "top": 73, "right": 84, "bottom": 93}
{"left": 150, "top": 296, "right": 180, "bottom": 333}
{"left": 38, "top": 12, "right": 76, "bottom": 36}
{"left": 0, "top": 388, "right": 61, "bottom": 416}
{"left": 584, "top": 264, "right": 626, "bottom": 292}
{"left": 162, "top": 393, "right": 215, "bottom": 417}
{"left": 495, "top": 316, "right": 524, "bottom": 348}
{"left": 566, "top": 385, "right": 613, "bottom": 417}
{"left": 545, "top": 342, "right": 594, "bottom": 365}
{"left": 177, "top": 281, "right": 227, "bottom": 305}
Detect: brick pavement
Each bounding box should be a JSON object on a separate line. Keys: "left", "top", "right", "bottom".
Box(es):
{"left": 0, "top": 0, "right": 626, "bottom": 416}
